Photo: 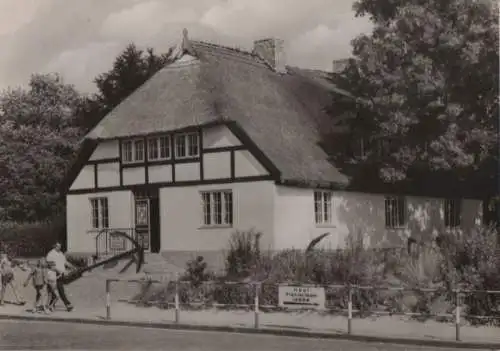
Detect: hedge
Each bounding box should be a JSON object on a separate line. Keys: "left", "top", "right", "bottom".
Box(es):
{"left": 0, "top": 219, "right": 65, "bottom": 258}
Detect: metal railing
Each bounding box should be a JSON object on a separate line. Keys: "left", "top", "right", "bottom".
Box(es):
{"left": 104, "top": 278, "right": 500, "bottom": 342}
{"left": 91, "top": 228, "right": 138, "bottom": 259}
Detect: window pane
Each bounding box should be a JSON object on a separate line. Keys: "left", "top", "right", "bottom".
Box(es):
{"left": 159, "top": 136, "right": 170, "bottom": 159}
{"left": 213, "top": 192, "right": 222, "bottom": 224}
{"left": 122, "top": 141, "right": 133, "bottom": 162}
{"left": 323, "top": 192, "right": 332, "bottom": 223}
{"left": 392, "top": 198, "right": 398, "bottom": 227}
{"left": 148, "top": 138, "right": 158, "bottom": 160}
{"left": 385, "top": 198, "right": 392, "bottom": 228}
{"left": 91, "top": 199, "right": 99, "bottom": 229}
{"left": 445, "top": 199, "right": 461, "bottom": 228}
{"left": 134, "top": 140, "right": 144, "bottom": 161}
{"left": 175, "top": 135, "right": 186, "bottom": 158}
{"left": 314, "top": 192, "right": 322, "bottom": 224}
{"left": 187, "top": 133, "right": 199, "bottom": 156}
{"left": 101, "top": 198, "right": 109, "bottom": 228}
{"left": 397, "top": 197, "right": 405, "bottom": 227}
{"left": 202, "top": 193, "right": 211, "bottom": 225}
{"left": 224, "top": 191, "right": 233, "bottom": 225}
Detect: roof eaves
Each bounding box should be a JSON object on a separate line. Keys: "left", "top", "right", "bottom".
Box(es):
{"left": 85, "top": 120, "right": 230, "bottom": 141}
{"left": 277, "top": 177, "right": 350, "bottom": 190}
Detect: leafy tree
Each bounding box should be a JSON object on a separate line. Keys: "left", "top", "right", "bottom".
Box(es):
{"left": 78, "top": 43, "right": 172, "bottom": 130}
{"left": 332, "top": 0, "right": 499, "bottom": 183}
{"left": 0, "top": 73, "right": 84, "bottom": 221}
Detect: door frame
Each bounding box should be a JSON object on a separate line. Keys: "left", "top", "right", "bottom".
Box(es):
{"left": 133, "top": 187, "right": 160, "bottom": 253}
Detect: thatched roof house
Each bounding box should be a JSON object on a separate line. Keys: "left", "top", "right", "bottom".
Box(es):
{"left": 64, "top": 29, "right": 484, "bottom": 265}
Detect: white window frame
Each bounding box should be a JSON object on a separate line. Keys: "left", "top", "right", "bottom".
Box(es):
{"left": 121, "top": 138, "right": 145, "bottom": 164}
{"left": 444, "top": 199, "right": 462, "bottom": 229}
{"left": 90, "top": 197, "right": 109, "bottom": 229}
{"left": 147, "top": 135, "right": 171, "bottom": 161}
{"left": 175, "top": 132, "right": 199, "bottom": 159}
{"left": 314, "top": 191, "right": 333, "bottom": 225}
{"left": 121, "top": 140, "right": 133, "bottom": 163}
{"left": 200, "top": 190, "right": 233, "bottom": 227}
{"left": 385, "top": 196, "right": 406, "bottom": 229}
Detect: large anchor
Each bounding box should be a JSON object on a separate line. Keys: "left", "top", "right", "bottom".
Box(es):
{"left": 61, "top": 231, "right": 145, "bottom": 285}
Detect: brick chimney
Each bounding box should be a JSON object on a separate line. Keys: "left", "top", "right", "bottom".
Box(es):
{"left": 253, "top": 38, "right": 286, "bottom": 73}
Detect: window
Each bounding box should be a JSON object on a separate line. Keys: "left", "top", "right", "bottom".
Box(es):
{"left": 385, "top": 196, "right": 406, "bottom": 228}
{"left": 90, "top": 197, "right": 109, "bottom": 229}
{"left": 148, "top": 136, "right": 171, "bottom": 161}
{"left": 121, "top": 139, "right": 145, "bottom": 163}
{"left": 201, "top": 190, "right": 233, "bottom": 226}
{"left": 148, "top": 138, "right": 158, "bottom": 160}
{"left": 134, "top": 140, "right": 144, "bottom": 161}
{"left": 444, "top": 199, "right": 461, "bottom": 228}
{"left": 122, "top": 141, "right": 133, "bottom": 163}
{"left": 175, "top": 132, "right": 199, "bottom": 159}
{"left": 314, "top": 191, "right": 333, "bottom": 225}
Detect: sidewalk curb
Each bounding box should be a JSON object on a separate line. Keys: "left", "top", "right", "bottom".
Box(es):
{"left": 0, "top": 314, "right": 499, "bottom": 350}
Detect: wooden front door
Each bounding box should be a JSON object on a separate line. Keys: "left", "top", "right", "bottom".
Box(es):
{"left": 135, "top": 198, "right": 150, "bottom": 251}
{"left": 133, "top": 187, "right": 160, "bottom": 253}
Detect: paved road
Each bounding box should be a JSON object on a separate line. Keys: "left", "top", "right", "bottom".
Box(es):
{"left": 0, "top": 320, "right": 489, "bottom": 351}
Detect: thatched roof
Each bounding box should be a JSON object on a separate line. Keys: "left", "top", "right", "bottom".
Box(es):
{"left": 86, "top": 37, "right": 351, "bottom": 187}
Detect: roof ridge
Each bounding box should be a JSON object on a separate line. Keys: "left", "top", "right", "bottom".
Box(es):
{"left": 191, "top": 40, "right": 258, "bottom": 58}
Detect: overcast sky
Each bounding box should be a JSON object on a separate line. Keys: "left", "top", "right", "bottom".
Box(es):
{"left": 0, "top": 0, "right": 373, "bottom": 93}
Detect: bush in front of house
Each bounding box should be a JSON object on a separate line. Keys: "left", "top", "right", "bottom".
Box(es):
{"left": 133, "top": 225, "right": 500, "bottom": 322}
{"left": 0, "top": 219, "right": 64, "bottom": 258}
{"left": 132, "top": 230, "right": 396, "bottom": 311}
{"left": 224, "top": 229, "right": 262, "bottom": 280}
{"left": 436, "top": 225, "right": 500, "bottom": 325}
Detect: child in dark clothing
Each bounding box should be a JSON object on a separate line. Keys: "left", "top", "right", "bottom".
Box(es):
{"left": 24, "top": 259, "right": 48, "bottom": 313}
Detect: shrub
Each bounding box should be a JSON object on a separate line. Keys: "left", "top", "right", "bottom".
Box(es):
{"left": 256, "top": 236, "right": 388, "bottom": 311}
{"left": 394, "top": 245, "right": 448, "bottom": 317}
{"left": 437, "top": 225, "right": 500, "bottom": 325}
{"left": 224, "top": 229, "right": 261, "bottom": 280}
{"left": 182, "top": 256, "right": 212, "bottom": 287}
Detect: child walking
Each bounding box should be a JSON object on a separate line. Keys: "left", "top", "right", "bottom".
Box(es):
{"left": 0, "top": 251, "right": 26, "bottom": 306}
{"left": 46, "top": 261, "right": 59, "bottom": 311}
{"left": 23, "top": 259, "right": 48, "bottom": 313}
{"left": 0, "top": 252, "right": 14, "bottom": 306}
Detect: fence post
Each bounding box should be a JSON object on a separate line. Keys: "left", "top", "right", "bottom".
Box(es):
{"left": 455, "top": 288, "right": 461, "bottom": 342}
{"left": 347, "top": 284, "right": 353, "bottom": 335}
{"left": 174, "top": 273, "right": 180, "bottom": 324}
{"left": 105, "top": 279, "right": 111, "bottom": 320}
{"left": 254, "top": 283, "right": 260, "bottom": 329}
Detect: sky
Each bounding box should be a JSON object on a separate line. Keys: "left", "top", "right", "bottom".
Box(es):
{"left": 0, "top": 0, "right": 373, "bottom": 93}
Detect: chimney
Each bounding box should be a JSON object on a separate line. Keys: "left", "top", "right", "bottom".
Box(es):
{"left": 332, "top": 59, "right": 349, "bottom": 74}
{"left": 253, "top": 38, "right": 286, "bottom": 73}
